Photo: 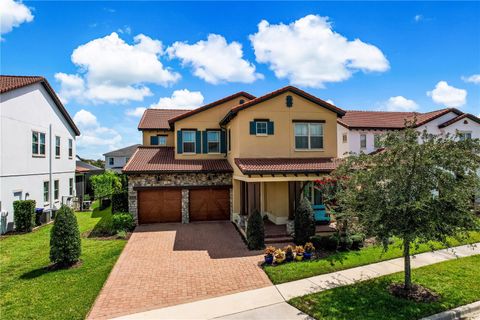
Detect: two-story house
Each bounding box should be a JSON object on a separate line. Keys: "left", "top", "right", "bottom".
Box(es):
{"left": 123, "top": 86, "right": 345, "bottom": 234}
{"left": 337, "top": 109, "right": 480, "bottom": 157}
{"left": 0, "top": 75, "right": 80, "bottom": 232}
{"left": 103, "top": 144, "right": 141, "bottom": 173}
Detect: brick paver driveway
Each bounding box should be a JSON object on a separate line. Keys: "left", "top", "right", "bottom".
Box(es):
{"left": 88, "top": 221, "right": 270, "bottom": 319}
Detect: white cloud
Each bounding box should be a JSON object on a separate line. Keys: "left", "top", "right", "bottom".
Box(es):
{"left": 383, "top": 96, "right": 419, "bottom": 112}
{"left": 249, "top": 15, "right": 389, "bottom": 88}
{"left": 326, "top": 99, "right": 334, "bottom": 105}
{"left": 150, "top": 89, "right": 204, "bottom": 109}
{"left": 55, "top": 32, "right": 180, "bottom": 104}
{"left": 427, "top": 81, "right": 467, "bottom": 107}
{"left": 0, "top": 0, "right": 34, "bottom": 36}
{"left": 125, "top": 107, "right": 146, "bottom": 117}
{"left": 462, "top": 74, "right": 480, "bottom": 84}
{"left": 414, "top": 14, "right": 423, "bottom": 22}
{"left": 167, "top": 34, "right": 262, "bottom": 84}
{"left": 73, "top": 109, "right": 122, "bottom": 158}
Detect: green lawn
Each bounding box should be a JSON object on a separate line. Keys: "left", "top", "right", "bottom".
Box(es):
{"left": 264, "top": 232, "right": 480, "bottom": 284}
{"left": 0, "top": 203, "right": 127, "bottom": 320}
{"left": 290, "top": 255, "right": 480, "bottom": 320}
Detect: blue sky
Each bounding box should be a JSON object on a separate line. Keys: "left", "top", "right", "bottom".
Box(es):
{"left": 1, "top": 1, "right": 479, "bottom": 159}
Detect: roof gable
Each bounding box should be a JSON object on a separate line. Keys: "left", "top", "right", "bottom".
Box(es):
{"left": 438, "top": 113, "right": 480, "bottom": 128}
{"left": 220, "top": 86, "right": 346, "bottom": 125}
{"left": 103, "top": 144, "right": 141, "bottom": 157}
{"left": 1, "top": 75, "right": 81, "bottom": 136}
{"left": 138, "top": 109, "right": 189, "bottom": 130}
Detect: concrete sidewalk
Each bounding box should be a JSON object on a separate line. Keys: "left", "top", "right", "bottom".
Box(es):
{"left": 113, "top": 243, "right": 479, "bottom": 320}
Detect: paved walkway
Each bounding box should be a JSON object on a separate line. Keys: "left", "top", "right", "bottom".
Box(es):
{"left": 113, "top": 243, "right": 479, "bottom": 320}
{"left": 88, "top": 222, "right": 271, "bottom": 320}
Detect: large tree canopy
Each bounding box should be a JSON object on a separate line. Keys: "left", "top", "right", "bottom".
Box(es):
{"left": 90, "top": 171, "right": 122, "bottom": 199}
{"left": 334, "top": 125, "right": 480, "bottom": 290}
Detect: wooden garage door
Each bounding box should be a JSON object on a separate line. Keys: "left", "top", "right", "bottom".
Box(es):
{"left": 137, "top": 189, "right": 182, "bottom": 224}
{"left": 189, "top": 188, "right": 230, "bottom": 221}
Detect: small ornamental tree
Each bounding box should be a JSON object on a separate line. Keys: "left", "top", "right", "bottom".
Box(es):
{"left": 90, "top": 171, "right": 122, "bottom": 204}
{"left": 335, "top": 124, "right": 480, "bottom": 294}
{"left": 50, "top": 205, "right": 81, "bottom": 267}
{"left": 294, "top": 197, "right": 316, "bottom": 244}
{"left": 247, "top": 209, "right": 265, "bottom": 250}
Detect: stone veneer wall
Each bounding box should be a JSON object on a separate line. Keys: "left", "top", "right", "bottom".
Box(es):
{"left": 128, "top": 172, "right": 232, "bottom": 224}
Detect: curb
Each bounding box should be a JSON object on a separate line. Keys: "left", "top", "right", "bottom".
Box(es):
{"left": 421, "top": 301, "right": 480, "bottom": 320}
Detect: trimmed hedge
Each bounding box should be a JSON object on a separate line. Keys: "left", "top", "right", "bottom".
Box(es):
{"left": 112, "top": 213, "right": 135, "bottom": 232}
{"left": 13, "top": 200, "right": 36, "bottom": 232}
{"left": 311, "top": 234, "right": 339, "bottom": 251}
{"left": 112, "top": 192, "right": 129, "bottom": 214}
{"left": 50, "top": 205, "right": 81, "bottom": 266}
{"left": 247, "top": 209, "right": 265, "bottom": 250}
{"left": 294, "top": 197, "right": 315, "bottom": 244}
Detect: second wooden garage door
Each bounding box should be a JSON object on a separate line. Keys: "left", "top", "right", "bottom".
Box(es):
{"left": 189, "top": 188, "right": 230, "bottom": 221}
{"left": 137, "top": 189, "right": 182, "bottom": 224}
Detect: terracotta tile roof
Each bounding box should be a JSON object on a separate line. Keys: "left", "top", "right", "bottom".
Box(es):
{"left": 438, "top": 113, "right": 480, "bottom": 128}
{"left": 76, "top": 160, "right": 103, "bottom": 173}
{"left": 338, "top": 108, "right": 462, "bottom": 129}
{"left": 123, "top": 147, "right": 233, "bottom": 173}
{"left": 220, "top": 86, "right": 346, "bottom": 125}
{"left": 234, "top": 157, "right": 341, "bottom": 175}
{"left": 0, "top": 75, "right": 81, "bottom": 136}
{"left": 168, "top": 91, "right": 256, "bottom": 124}
{"left": 138, "top": 109, "right": 189, "bottom": 130}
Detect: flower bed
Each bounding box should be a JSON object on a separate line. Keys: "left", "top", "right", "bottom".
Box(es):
{"left": 263, "top": 242, "right": 316, "bottom": 266}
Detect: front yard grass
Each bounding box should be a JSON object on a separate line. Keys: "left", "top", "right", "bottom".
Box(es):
{"left": 289, "top": 255, "right": 480, "bottom": 320}
{"left": 0, "top": 203, "right": 127, "bottom": 320}
{"left": 264, "top": 232, "right": 480, "bottom": 284}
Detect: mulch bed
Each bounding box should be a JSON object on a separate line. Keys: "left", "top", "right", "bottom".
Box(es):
{"left": 388, "top": 283, "right": 440, "bottom": 302}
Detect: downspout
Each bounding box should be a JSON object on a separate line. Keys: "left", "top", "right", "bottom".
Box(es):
{"left": 49, "top": 124, "right": 53, "bottom": 210}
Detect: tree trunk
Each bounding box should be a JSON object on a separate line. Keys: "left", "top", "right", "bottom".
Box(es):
{"left": 403, "top": 238, "right": 412, "bottom": 290}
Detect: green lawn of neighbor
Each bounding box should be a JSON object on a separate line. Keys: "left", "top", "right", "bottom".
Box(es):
{"left": 264, "top": 232, "right": 480, "bottom": 284}
{"left": 290, "top": 255, "right": 480, "bottom": 320}
{"left": 0, "top": 203, "right": 127, "bottom": 320}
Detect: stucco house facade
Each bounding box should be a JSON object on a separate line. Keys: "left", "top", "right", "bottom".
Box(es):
{"left": 123, "top": 86, "right": 344, "bottom": 232}
{"left": 0, "top": 76, "right": 80, "bottom": 232}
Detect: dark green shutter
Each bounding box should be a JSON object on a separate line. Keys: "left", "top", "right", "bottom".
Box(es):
{"left": 249, "top": 121, "right": 256, "bottom": 135}
{"left": 196, "top": 131, "right": 201, "bottom": 154}
{"left": 202, "top": 131, "right": 208, "bottom": 153}
{"left": 150, "top": 136, "right": 159, "bottom": 145}
{"left": 220, "top": 130, "right": 226, "bottom": 153}
{"left": 267, "top": 121, "right": 274, "bottom": 135}
{"left": 177, "top": 131, "right": 183, "bottom": 153}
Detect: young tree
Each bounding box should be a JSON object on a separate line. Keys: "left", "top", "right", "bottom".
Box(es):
{"left": 50, "top": 205, "right": 81, "bottom": 267}
{"left": 247, "top": 209, "right": 265, "bottom": 250}
{"left": 90, "top": 171, "right": 122, "bottom": 200}
{"left": 294, "top": 197, "right": 316, "bottom": 244}
{"left": 336, "top": 125, "right": 480, "bottom": 292}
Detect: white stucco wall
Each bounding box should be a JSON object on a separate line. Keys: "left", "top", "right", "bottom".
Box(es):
{"left": 104, "top": 156, "right": 128, "bottom": 170}
{"left": 0, "top": 83, "right": 77, "bottom": 231}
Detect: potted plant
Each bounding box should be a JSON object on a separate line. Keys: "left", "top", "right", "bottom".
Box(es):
{"left": 274, "top": 249, "right": 286, "bottom": 264}
{"left": 264, "top": 246, "right": 275, "bottom": 265}
{"left": 295, "top": 245, "right": 304, "bottom": 261}
{"left": 304, "top": 242, "right": 315, "bottom": 260}
{"left": 284, "top": 245, "right": 294, "bottom": 262}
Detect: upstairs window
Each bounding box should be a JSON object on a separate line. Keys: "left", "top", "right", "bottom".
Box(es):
{"left": 108, "top": 157, "right": 114, "bottom": 166}
{"left": 43, "top": 181, "right": 49, "bottom": 203}
{"left": 256, "top": 121, "right": 268, "bottom": 135}
{"left": 32, "top": 131, "right": 46, "bottom": 156}
{"left": 294, "top": 123, "right": 323, "bottom": 150}
{"left": 68, "top": 139, "right": 73, "bottom": 158}
{"left": 182, "top": 131, "right": 196, "bottom": 153}
{"left": 55, "top": 136, "right": 61, "bottom": 158}
{"left": 150, "top": 135, "right": 167, "bottom": 146}
{"left": 54, "top": 180, "right": 59, "bottom": 201}
{"left": 459, "top": 131, "right": 472, "bottom": 141}
{"left": 207, "top": 131, "right": 220, "bottom": 153}
{"left": 360, "top": 134, "right": 367, "bottom": 149}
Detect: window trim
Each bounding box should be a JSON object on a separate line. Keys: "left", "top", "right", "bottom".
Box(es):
{"left": 68, "top": 139, "right": 73, "bottom": 159}
{"left": 69, "top": 178, "right": 74, "bottom": 196}
{"left": 55, "top": 136, "right": 61, "bottom": 158}
{"left": 294, "top": 123, "right": 324, "bottom": 151}
{"left": 43, "top": 181, "right": 50, "bottom": 204}
{"left": 182, "top": 130, "right": 196, "bottom": 154}
{"left": 32, "top": 130, "right": 46, "bottom": 157}
{"left": 360, "top": 134, "right": 367, "bottom": 149}
{"left": 228, "top": 128, "right": 231, "bottom": 153}
{"left": 108, "top": 157, "right": 114, "bottom": 166}
{"left": 342, "top": 133, "right": 348, "bottom": 144}
{"left": 206, "top": 130, "right": 221, "bottom": 154}
{"left": 54, "top": 179, "right": 59, "bottom": 201}
{"left": 255, "top": 121, "right": 268, "bottom": 136}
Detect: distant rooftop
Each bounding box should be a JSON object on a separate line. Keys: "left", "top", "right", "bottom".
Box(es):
{"left": 103, "top": 144, "right": 141, "bottom": 157}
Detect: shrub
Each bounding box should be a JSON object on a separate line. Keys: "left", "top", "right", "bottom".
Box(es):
{"left": 112, "top": 213, "right": 135, "bottom": 232}
{"left": 100, "top": 198, "right": 111, "bottom": 210}
{"left": 338, "top": 234, "right": 353, "bottom": 251}
{"left": 50, "top": 205, "right": 81, "bottom": 266}
{"left": 351, "top": 233, "right": 366, "bottom": 250}
{"left": 112, "top": 191, "right": 129, "bottom": 214}
{"left": 90, "top": 171, "right": 122, "bottom": 200}
{"left": 13, "top": 200, "right": 36, "bottom": 232}
{"left": 116, "top": 230, "right": 128, "bottom": 239}
{"left": 311, "top": 234, "right": 339, "bottom": 251}
{"left": 247, "top": 209, "right": 265, "bottom": 250}
{"left": 294, "top": 197, "right": 315, "bottom": 244}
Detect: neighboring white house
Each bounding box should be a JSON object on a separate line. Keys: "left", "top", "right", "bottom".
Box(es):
{"left": 103, "top": 144, "right": 140, "bottom": 173}
{"left": 337, "top": 108, "right": 480, "bottom": 157}
{"left": 0, "top": 75, "right": 80, "bottom": 232}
